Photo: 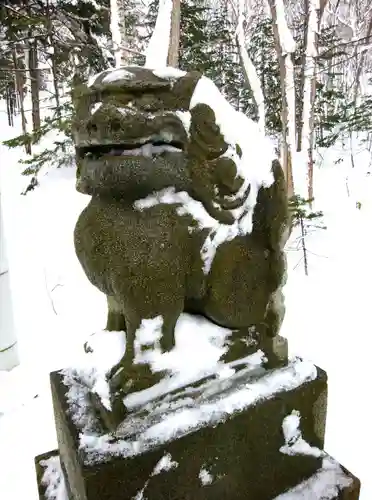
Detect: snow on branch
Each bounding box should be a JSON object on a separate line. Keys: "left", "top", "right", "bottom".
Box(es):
{"left": 235, "top": 0, "right": 266, "bottom": 133}
{"left": 274, "top": 0, "right": 296, "bottom": 55}
{"left": 273, "top": 0, "right": 296, "bottom": 153}
{"left": 145, "top": 0, "right": 173, "bottom": 69}
{"left": 301, "top": 0, "right": 319, "bottom": 158}
{"left": 110, "top": 0, "right": 122, "bottom": 67}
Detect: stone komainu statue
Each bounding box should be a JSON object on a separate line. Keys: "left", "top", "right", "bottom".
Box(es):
{"left": 72, "top": 66, "right": 289, "bottom": 393}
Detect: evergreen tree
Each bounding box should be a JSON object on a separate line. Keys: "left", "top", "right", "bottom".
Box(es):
{"left": 288, "top": 195, "right": 326, "bottom": 276}
{"left": 242, "top": 17, "right": 281, "bottom": 134}
{"left": 1, "top": 0, "right": 139, "bottom": 181}
{"left": 145, "top": 0, "right": 242, "bottom": 108}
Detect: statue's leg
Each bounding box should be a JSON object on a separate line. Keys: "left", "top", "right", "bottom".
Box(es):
{"left": 159, "top": 307, "right": 183, "bottom": 353}
{"left": 258, "top": 289, "right": 288, "bottom": 368}
{"left": 218, "top": 289, "right": 287, "bottom": 367}
{"left": 106, "top": 296, "right": 126, "bottom": 331}
{"left": 221, "top": 327, "right": 260, "bottom": 364}
{"left": 108, "top": 313, "right": 139, "bottom": 389}
{"left": 263, "top": 289, "right": 285, "bottom": 338}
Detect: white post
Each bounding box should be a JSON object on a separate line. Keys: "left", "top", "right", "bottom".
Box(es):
{"left": 0, "top": 193, "right": 19, "bottom": 370}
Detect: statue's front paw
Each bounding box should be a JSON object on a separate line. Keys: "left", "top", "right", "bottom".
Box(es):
{"left": 108, "top": 362, "right": 165, "bottom": 397}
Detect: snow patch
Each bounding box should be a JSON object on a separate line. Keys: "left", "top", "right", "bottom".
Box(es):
{"left": 134, "top": 187, "right": 217, "bottom": 229}
{"left": 152, "top": 67, "right": 187, "bottom": 80}
{"left": 276, "top": 409, "right": 352, "bottom": 497}
{"left": 144, "top": 0, "right": 173, "bottom": 68}
{"left": 40, "top": 455, "right": 68, "bottom": 500}
{"left": 102, "top": 68, "right": 135, "bottom": 83}
{"left": 88, "top": 69, "right": 111, "bottom": 87}
{"left": 190, "top": 75, "right": 275, "bottom": 191}
{"left": 92, "top": 102, "right": 102, "bottom": 114}
{"left": 280, "top": 410, "right": 324, "bottom": 457}
{"left": 134, "top": 186, "right": 231, "bottom": 272}
{"left": 136, "top": 316, "right": 163, "bottom": 347}
{"left": 133, "top": 316, "right": 163, "bottom": 365}
{"left": 274, "top": 457, "right": 352, "bottom": 499}
{"left": 65, "top": 357, "right": 316, "bottom": 464}
{"left": 134, "top": 360, "right": 316, "bottom": 446}
{"left": 132, "top": 453, "right": 178, "bottom": 499}
{"left": 199, "top": 467, "right": 214, "bottom": 485}
{"left": 274, "top": 0, "right": 297, "bottom": 55}
{"left": 61, "top": 330, "right": 126, "bottom": 413}
{"left": 175, "top": 110, "right": 191, "bottom": 135}
{"left": 153, "top": 453, "right": 178, "bottom": 475}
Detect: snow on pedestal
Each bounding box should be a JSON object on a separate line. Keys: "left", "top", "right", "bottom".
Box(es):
{"left": 273, "top": 411, "right": 356, "bottom": 499}
{"left": 39, "top": 455, "right": 68, "bottom": 500}
{"left": 42, "top": 309, "right": 333, "bottom": 499}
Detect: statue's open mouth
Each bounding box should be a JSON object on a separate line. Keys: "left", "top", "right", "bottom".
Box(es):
{"left": 77, "top": 139, "right": 184, "bottom": 160}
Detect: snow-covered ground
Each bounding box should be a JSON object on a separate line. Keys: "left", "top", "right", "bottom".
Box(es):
{"left": 0, "top": 104, "right": 371, "bottom": 499}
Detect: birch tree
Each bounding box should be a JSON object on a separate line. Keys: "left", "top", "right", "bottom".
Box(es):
{"left": 267, "top": 0, "right": 296, "bottom": 196}
{"left": 167, "top": 0, "right": 181, "bottom": 67}
{"left": 300, "top": 0, "right": 321, "bottom": 201}
{"left": 145, "top": 0, "right": 173, "bottom": 68}
{"left": 110, "top": 0, "right": 126, "bottom": 67}
{"left": 353, "top": 13, "right": 372, "bottom": 104}
{"left": 233, "top": 0, "right": 266, "bottom": 133}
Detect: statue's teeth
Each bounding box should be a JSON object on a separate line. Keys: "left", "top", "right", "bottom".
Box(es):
{"left": 121, "top": 147, "right": 142, "bottom": 156}
{"left": 152, "top": 144, "right": 182, "bottom": 154}
{"left": 118, "top": 143, "right": 182, "bottom": 157}
{"left": 141, "top": 143, "right": 153, "bottom": 157}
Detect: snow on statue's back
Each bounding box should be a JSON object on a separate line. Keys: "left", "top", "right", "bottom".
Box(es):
{"left": 71, "top": 64, "right": 290, "bottom": 422}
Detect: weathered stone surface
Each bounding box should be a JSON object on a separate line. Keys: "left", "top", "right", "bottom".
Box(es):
{"left": 276, "top": 462, "right": 361, "bottom": 500}
{"left": 34, "top": 449, "right": 360, "bottom": 500}
{"left": 50, "top": 362, "right": 329, "bottom": 500}
{"left": 72, "top": 66, "right": 290, "bottom": 397}
{"left": 338, "top": 469, "right": 361, "bottom": 500}
{"left": 35, "top": 449, "right": 72, "bottom": 500}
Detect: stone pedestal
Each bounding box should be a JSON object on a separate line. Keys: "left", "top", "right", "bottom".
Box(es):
{"left": 34, "top": 358, "right": 361, "bottom": 500}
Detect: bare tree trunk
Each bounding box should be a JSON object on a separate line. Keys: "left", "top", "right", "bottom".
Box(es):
{"left": 110, "top": 0, "right": 123, "bottom": 67}
{"left": 45, "top": 0, "right": 64, "bottom": 155}
{"left": 12, "top": 48, "right": 31, "bottom": 155}
{"left": 118, "top": 0, "right": 129, "bottom": 65}
{"left": 234, "top": 0, "right": 265, "bottom": 132}
{"left": 167, "top": 0, "right": 181, "bottom": 67}
{"left": 267, "top": 0, "right": 295, "bottom": 197}
{"left": 353, "top": 15, "right": 372, "bottom": 104}
{"left": 305, "top": 0, "right": 328, "bottom": 201}
{"left": 301, "top": 0, "right": 319, "bottom": 202}
{"left": 6, "top": 86, "right": 14, "bottom": 127}
{"left": 296, "top": 0, "right": 310, "bottom": 153}
{"left": 25, "top": 0, "right": 41, "bottom": 133}
{"left": 28, "top": 39, "right": 41, "bottom": 131}
{"left": 307, "top": 73, "right": 317, "bottom": 202}
{"left": 145, "top": 0, "right": 173, "bottom": 68}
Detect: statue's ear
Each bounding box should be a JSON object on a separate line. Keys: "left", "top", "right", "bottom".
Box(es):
{"left": 169, "top": 71, "right": 203, "bottom": 110}
{"left": 188, "top": 103, "right": 228, "bottom": 160}
{"left": 253, "top": 159, "right": 289, "bottom": 251}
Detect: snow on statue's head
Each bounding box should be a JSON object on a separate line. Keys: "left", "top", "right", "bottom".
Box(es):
{"left": 72, "top": 66, "right": 272, "bottom": 224}
{"left": 72, "top": 66, "right": 290, "bottom": 407}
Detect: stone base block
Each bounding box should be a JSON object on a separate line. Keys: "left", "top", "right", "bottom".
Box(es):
{"left": 45, "top": 358, "right": 338, "bottom": 500}
{"left": 35, "top": 449, "right": 360, "bottom": 500}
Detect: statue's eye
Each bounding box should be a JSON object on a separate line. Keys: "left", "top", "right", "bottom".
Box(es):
{"left": 138, "top": 93, "right": 157, "bottom": 109}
